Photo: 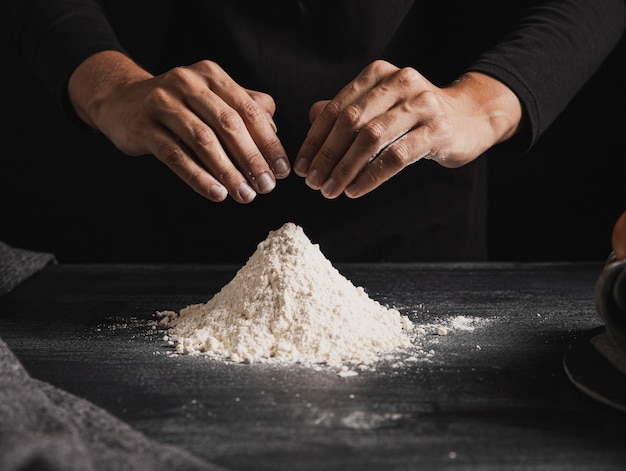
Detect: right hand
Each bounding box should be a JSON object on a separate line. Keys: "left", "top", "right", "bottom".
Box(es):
{"left": 68, "top": 51, "right": 290, "bottom": 203}
{"left": 293, "top": 62, "right": 522, "bottom": 200}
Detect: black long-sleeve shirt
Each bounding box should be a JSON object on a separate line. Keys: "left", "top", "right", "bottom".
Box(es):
{"left": 5, "top": 1, "right": 626, "bottom": 262}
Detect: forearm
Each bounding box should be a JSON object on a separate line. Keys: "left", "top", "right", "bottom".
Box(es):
{"left": 467, "top": 0, "right": 626, "bottom": 150}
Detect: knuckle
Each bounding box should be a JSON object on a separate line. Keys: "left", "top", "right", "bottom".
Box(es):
{"left": 196, "top": 59, "right": 221, "bottom": 76}
{"left": 144, "top": 86, "right": 171, "bottom": 109}
{"left": 236, "top": 148, "right": 263, "bottom": 168}
{"left": 317, "top": 145, "right": 337, "bottom": 165}
{"left": 189, "top": 125, "right": 216, "bottom": 147}
{"left": 366, "top": 60, "right": 391, "bottom": 76}
{"left": 337, "top": 104, "right": 362, "bottom": 129}
{"left": 318, "top": 100, "right": 341, "bottom": 123}
{"left": 257, "top": 135, "right": 282, "bottom": 155}
{"left": 410, "top": 89, "right": 440, "bottom": 111}
{"left": 426, "top": 113, "right": 455, "bottom": 140}
{"left": 359, "top": 120, "right": 385, "bottom": 146}
{"left": 158, "top": 140, "right": 186, "bottom": 168}
{"left": 215, "top": 166, "right": 238, "bottom": 184}
{"left": 185, "top": 167, "right": 206, "bottom": 189}
{"left": 163, "top": 66, "right": 195, "bottom": 89}
{"left": 396, "top": 66, "right": 421, "bottom": 86}
{"left": 332, "top": 160, "right": 354, "bottom": 180}
{"left": 384, "top": 141, "right": 411, "bottom": 168}
{"left": 301, "top": 133, "right": 322, "bottom": 153}
{"left": 197, "top": 60, "right": 232, "bottom": 89}
{"left": 217, "top": 108, "right": 244, "bottom": 132}
{"left": 358, "top": 165, "right": 381, "bottom": 189}
{"left": 239, "top": 99, "right": 265, "bottom": 123}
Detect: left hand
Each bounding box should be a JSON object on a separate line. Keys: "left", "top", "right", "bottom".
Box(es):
{"left": 293, "top": 60, "right": 522, "bottom": 199}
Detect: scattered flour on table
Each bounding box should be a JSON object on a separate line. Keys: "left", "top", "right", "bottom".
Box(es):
{"left": 449, "top": 315, "right": 483, "bottom": 331}
{"left": 156, "top": 223, "right": 414, "bottom": 369}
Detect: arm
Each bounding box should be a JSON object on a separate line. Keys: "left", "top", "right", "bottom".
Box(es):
{"left": 67, "top": 51, "right": 289, "bottom": 203}
{"left": 8, "top": 0, "right": 124, "bottom": 124}
{"left": 294, "top": 65, "right": 522, "bottom": 199}
{"left": 294, "top": 0, "right": 626, "bottom": 199}
{"left": 8, "top": 0, "right": 291, "bottom": 204}
{"left": 468, "top": 0, "right": 626, "bottom": 150}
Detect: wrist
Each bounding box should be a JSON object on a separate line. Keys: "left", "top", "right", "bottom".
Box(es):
{"left": 448, "top": 71, "right": 523, "bottom": 147}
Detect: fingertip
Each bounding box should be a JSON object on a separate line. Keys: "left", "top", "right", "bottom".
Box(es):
{"left": 293, "top": 158, "right": 310, "bottom": 177}
{"left": 344, "top": 183, "right": 360, "bottom": 199}
{"left": 320, "top": 177, "right": 338, "bottom": 199}
{"left": 236, "top": 181, "right": 257, "bottom": 204}
{"left": 272, "top": 157, "right": 291, "bottom": 179}
{"left": 304, "top": 169, "right": 323, "bottom": 190}
{"left": 209, "top": 184, "right": 228, "bottom": 202}
{"left": 256, "top": 172, "right": 276, "bottom": 194}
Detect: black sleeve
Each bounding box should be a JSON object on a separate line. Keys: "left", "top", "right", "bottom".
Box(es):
{"left": 7, "top": 0, "right": 126, "bottom": 122}
{"left": 467, "top": 0, "right": 626, "bottom": 152}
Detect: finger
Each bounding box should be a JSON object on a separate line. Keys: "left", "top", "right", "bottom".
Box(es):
{"left": 246, "top": 88, "right": 279, "bottom": 135}
{"left": 293, "top": 99, "right": 341, "bottom": 178}
{"left": 242, "top": 93, "right": 291, "bottom": 179}
{"left": 320, "top": 114, "right": 412, "bottom": 199}
{"left": 183, "top": 89, "right": 279, "bottom": 195}
{"left": 246, "top": 89, "right": 276, "bottom": 116}
{"left": 304, "top": 78, "right": 406, "bottom": 192}
{"left": 145, "top": 126, "right": 233, "bottom": 203}
{"left": 197, "top": 63, "right": 290, "bottom": 183}
{"left": 294, "top": 61, "right": 396, "bottom": 177}
{"left": 309, "top": 100, "right": 329, "bottom": 124}
{"left": 162, "top": 110, "right": 260, "bottom": 204}
{"left": 344, "top": 127, "right": 432, "bottom": 199}
{"left": 302, "top": 101, "right": 364, "bottom": 190}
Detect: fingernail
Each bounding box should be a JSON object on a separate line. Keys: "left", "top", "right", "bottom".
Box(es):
{"left": 257, "top": 172, "right": 276, "bottom": 193}
{"left": 305, "top": 169, "right": 322, "bottom": 189}
{"left": 238, "top": 182, "right": 257, "bottom": 203}
{"left": 345, "top": 183, "right": 359, "bottom": 198}
{"left": 210, "top": 184, "right": 228, "bottom": 201}
{"left": 272, "top": 157, "right": 290, "bottom": 178}
{"left": 294, "top": 158, "right": 310, "bottom": 177}
{"left": 321, "top": 177, "right": 336, "bottom": 197}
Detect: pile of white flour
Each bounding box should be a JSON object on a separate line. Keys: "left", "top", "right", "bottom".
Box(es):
{"left": 157, "top": 222, "right": 414, "bottom": 367}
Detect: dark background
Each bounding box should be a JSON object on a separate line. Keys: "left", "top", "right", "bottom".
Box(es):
{"left": 487, "top": 34, "right": 625, "bottom": 262}
{"left": 1, "top": 32, "right": 624, "bottom": 264}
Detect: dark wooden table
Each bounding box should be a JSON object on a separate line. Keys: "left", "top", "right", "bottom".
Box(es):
{"left": 1, "top": 262, "right": 624, "bottom": 470}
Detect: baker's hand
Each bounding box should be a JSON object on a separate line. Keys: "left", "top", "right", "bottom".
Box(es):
{"left": 294, "top": 60, "right": 522, "bottom": 199}
{"left": 68, "top": 51, "right": 290, "bottom": 203}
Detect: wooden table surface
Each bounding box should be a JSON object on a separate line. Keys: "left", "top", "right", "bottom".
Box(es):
{"left": 1, "top": 262, "right": 624, "bottom": 470}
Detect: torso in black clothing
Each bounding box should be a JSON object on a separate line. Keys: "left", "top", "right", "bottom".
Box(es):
{"left": 90, "top": 0, "right": 529, "bottom": 263}
{"left": 4, "top": 0, "right": 624, "bottom": 263}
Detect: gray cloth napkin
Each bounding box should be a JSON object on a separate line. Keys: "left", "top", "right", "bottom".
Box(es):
{"left": 0, "top": 242, "right": 228, "bottom": 470}
{"left": 0, "top": 337, "right": 228, "bottom": 471}
{"left": 0, "top": 240, "right": 56, "bottom": 297}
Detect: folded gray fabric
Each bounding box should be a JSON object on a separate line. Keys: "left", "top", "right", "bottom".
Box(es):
{"left": 0, "top": 337, "right": 228, "bottom": 471}
{"left": 0, "top": 240, "right": 56, "bottom": 297}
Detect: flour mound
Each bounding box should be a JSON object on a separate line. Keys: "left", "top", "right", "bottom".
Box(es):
{"left": 160, "top": 222, "right": 413, "bottom": 366}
